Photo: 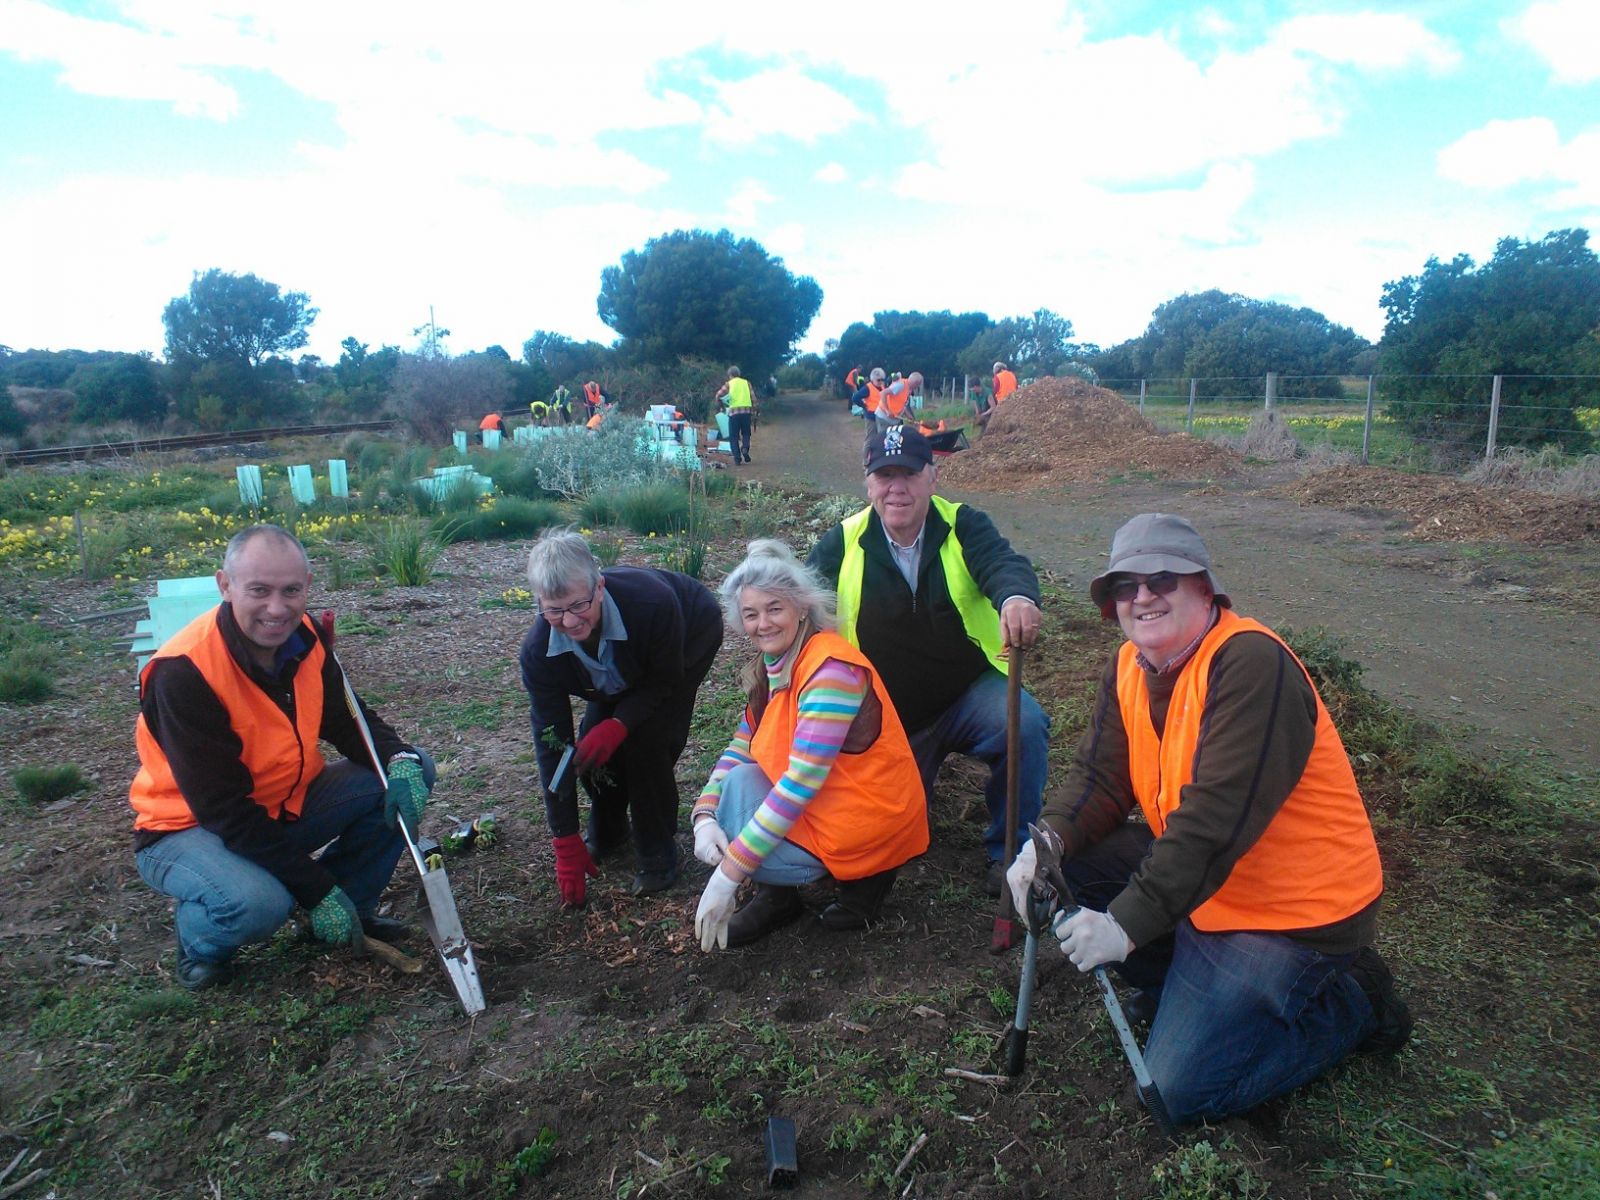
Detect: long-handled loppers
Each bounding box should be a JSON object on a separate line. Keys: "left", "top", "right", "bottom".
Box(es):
{"left": 1008, "top": 824, "right": 1177, "bottom": 1136}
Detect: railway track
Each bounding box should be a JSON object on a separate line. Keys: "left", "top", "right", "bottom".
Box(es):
{"left": 2, "top": 419, "right": 398, "bottom": 467}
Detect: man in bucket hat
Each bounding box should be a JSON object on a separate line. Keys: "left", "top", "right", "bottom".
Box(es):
{"left": 810, "top": 425, "right": 1048, "bottom": 898}
{"left": 1008, "top": 512, "right": 1411, "bottom": 1126}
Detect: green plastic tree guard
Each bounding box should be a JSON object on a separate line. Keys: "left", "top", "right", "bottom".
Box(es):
{"left": 288, "top": 465, "right": 316, "bottom": 504}
{"left": 328, "top": 459, "right": 349, "bottom": 498}
{"left": 235, "top": 465, "right": 264, "bottom": 507}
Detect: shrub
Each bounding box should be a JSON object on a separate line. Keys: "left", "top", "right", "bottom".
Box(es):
{"left": 520, "top": 419, "right": 662, "bottom": 499}
{"left": 445, "top": 497, "right": 563, "bottom": 543}
{"left": 366, "top": 518, "right": 445, "bottom": 586}
{"left": 1236, "top": 410, "right": 1300, "bottom": 462}
{"left": 13, "top": 765, "right": 87, "bottom": 806}
{"left": 579, "top": 492, "right": 620, "bottom": 527}
{"left": 591, "top": 533, "right": 624, "bottom": 566}
{"left": 0, "top": 653, "right": 53, "bottom": 703}
{"left": 616, "top": 481, "right": 690, "bottom": 536}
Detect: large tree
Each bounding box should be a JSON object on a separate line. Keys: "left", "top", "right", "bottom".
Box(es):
{"left": 1091, "top": 290, "right": 1369, "bottom": 398}
{"left": 163, "top": 269, "right": 318, "bottom": 368}
{"left": 831, "top": 310, "right": 993, "bottom": 387}
{"left": 598, "top": 230, "right": 821, "bottom": 382}
{"left": 68, "top": 353, "right": 168, "bottom": 424}
{"left": 1379, "top": 229, "right": 1599, "bottom": 451}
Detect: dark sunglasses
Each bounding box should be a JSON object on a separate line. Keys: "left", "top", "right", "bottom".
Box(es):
{"left": 1107, "top": 572, "right": 1184, "bottom": 604}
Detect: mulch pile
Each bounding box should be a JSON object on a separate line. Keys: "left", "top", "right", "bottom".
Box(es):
{"left": 937, "top": 376, "right": 1242, "bottom": 491}
{"left": 1280, "top": 465, "right": 1600, "bottom": 545}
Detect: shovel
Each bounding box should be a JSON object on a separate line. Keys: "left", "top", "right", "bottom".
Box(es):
{"left": 335, "top": 663, "right": 487, "bottom": 1017}
{"left": 989, "top": 645, "right": 1024, "bottom": 953}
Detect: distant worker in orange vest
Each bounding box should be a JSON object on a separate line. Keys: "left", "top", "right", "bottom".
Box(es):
{"left": 582, "top": 380, "right": 604, "bottom": 420}
{"left": 992, "top": 362, "right": 1018, "bottom": 405}
{"left": 480, "top": 411, "right": 505, "bottom": 443}
{"left": 1007, "top": 513, "right": 1412, "bottom": 1127}
{"left": 876, "top": 371, "right": 923, "bottom": 428}
{"left": 691, "top": 540, "right": 928, "bottom": 950}
{"left": 862, "top": 367, "right": 887, "bottom": 426}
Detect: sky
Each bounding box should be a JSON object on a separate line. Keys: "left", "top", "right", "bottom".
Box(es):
{"left": 2, "top": 0, "right": 1597, "bottom": 368}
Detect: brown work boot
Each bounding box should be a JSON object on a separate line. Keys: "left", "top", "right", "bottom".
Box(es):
{"left": 819, "top": 869, "right": 898, "bottom": 931}
{"left": 726, "top": 884, "right": 804, "bottom": 947}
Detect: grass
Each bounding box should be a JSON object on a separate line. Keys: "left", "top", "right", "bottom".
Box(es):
{"left": 365, "top": 517, "right": 445, "bottom": 586}
{"left": 615, "top": 481, "right": 691, "bottom": 536}
{"left": 11, "top": 764, "right": 87, "bottom": 805}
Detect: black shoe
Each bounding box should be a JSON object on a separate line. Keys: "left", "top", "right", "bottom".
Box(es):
{"left": 175, "top": 939, "right": 232, "bottom": 991}
{"left": 584, "top": 814, "right": 631, "bottom": 863}
{"left": 819, "top": 869, "right": 899, "bottom": 931}
{"left": 727, "top": 884, "right": 804, "bottom": 947}
{"left": 360, "top": 914, "right": 417, "bottom": 943}
{"left": 983, "top": 859, "right": 1005, "bottom": 899}
{"left": 631, "top": 862, "right": 679, "bottom": 895}
{"left": 1122, "top": 987, "right": 1160, "bottom": 1028}
{"left": 1348, "top": 947, "right": 1414, "bottom": 1055}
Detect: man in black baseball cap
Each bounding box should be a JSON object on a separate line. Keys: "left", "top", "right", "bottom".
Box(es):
{"left": 809, "top": 425, "right": 1049, "bottom": 901}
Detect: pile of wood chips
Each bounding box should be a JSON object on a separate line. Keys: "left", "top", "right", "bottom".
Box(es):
{"left": 937, "top": 376, "right": 1243, "bottom": 492}
{"left": 1281, "top": 465, "right": 1600, "bottom": 545}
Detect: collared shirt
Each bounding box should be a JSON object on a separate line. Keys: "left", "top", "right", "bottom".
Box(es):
{"left": 1136, "top": 605, "right": 1220, "bottom": 676}
{"left": 547, "top": 587, "right": 629, "bottom": 695}
{"left": 880, "top": 524, "right": 923, "bottom": 590}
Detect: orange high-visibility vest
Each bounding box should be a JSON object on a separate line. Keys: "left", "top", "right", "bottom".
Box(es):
{"left": 479, "top": 412, "right": 503, "bottom": 431}
{"left": 1116, "top": 608, "right": 1383, "bottom": 933}
{"left": 993, "top": 370, "right": 1017, "bottom": 404}
{"left": 864, "top": 382, "right": 884, "bottom": 414}
{"left": 129, "top": 609, "right": 327, "bottom": 832}
{"left": 748, "top": 631, "right": 928, "bottom": 879}
{"left": 880, "top": 380, "right": 912, "bottom": 418}
{"left": 583, "top": 382, "right": 602, "bottom": 410}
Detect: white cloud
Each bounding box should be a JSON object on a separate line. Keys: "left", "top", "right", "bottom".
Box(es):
{"left": 704, "top": 65, "right": 861, "bottom": 147}
{"left": 1271, "top": 12, "right": 1458, "bottom": 71}
{"left": 0, "top": 0, "right": 239, "bottom": 117}
{"left": 1438, "top": 117, "right": 1600, "bottom": 207}
{"left": 814, "top": 162, "right": 848, "bottom": 184}
{"left": 722, "top": 180, "right": 775, "bottom": 228}
{"left": 1509, "top": 0, "right": 1600, "bottom": 84}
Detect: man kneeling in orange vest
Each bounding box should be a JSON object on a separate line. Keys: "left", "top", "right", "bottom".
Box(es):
{"left": 1008, "top": 513, "right": 1412, "bottom": 1126}
{"left": 130, "top": 525, "right": 434, "bottom": 990}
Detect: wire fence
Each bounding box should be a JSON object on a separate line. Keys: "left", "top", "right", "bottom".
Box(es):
{"left": 1096, "top": 373, "right": 1600, "bottom": 472}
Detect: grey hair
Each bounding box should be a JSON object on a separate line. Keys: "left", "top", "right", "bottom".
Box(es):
{"left": 222, "top": 524, "right": 309, "bottom": 576}
{"left": 526, "top": 526, "right": 600, "bottom": 598}
{"left": 726, "top": 365, "right": 741, "bottom": 379}
{"left": 719, "top": 539, "right": 836, "bottom": 632}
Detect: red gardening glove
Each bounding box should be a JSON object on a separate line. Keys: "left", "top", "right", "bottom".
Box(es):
{"left": 551, "top": 833, "right": 599, "bottom": 907}
{"left": 575, "top": 718, "right": 627, "bottom": 773}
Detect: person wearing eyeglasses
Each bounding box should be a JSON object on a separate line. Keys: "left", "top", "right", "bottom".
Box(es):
{"left": 1007, "top": 512, "right": 1412, "bottom": 1127}
{"left": 518, "top": 528, "right": 723, "bottom": 905}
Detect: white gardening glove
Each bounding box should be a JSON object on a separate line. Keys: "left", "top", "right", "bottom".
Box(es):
{"left": 1005, "top": 840, "right": 1038, "bottom": 918}
{"left": 695, "top": 868, "right": 740, "bottom": 953}
{"left": 1053, "top": 907, "right": 1133, "bottom": 972}
{"left": 693, "top": 817, "right": 729, "bottom": 867}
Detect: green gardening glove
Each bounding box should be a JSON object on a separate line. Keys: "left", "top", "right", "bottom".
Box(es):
{"left": 310, "top": 887, "right": 361, "bottom": 947}
{"left": 383, "top": 757, "right": 429, "bottom": 836}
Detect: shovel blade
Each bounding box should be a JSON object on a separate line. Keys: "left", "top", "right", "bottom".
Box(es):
{"left": 416, "top": 865, "right": 486, "bottom": 1016}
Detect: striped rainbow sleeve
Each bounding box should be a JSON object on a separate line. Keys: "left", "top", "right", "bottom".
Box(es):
{"left": 723, "top": 657, "right": 869, "bottom": 876}
{"left": 692, "top": 711, "right": 755, "bottom": 825}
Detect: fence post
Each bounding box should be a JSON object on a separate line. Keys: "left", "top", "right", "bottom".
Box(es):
{"left": 1265, "top": 372, "right": 1276, "bottom": 412}
{"left": 1362, "top": 376, "right": 1375, "bottom": 465}
{"left": 1486, "top": 374, "right": 1502, "bottom": 459}
{"left": 1186, "top": 379, "right": 1196, "bottom": 433}
{"left": 1138, "top": 379, "right": 1146, "bottom": 415}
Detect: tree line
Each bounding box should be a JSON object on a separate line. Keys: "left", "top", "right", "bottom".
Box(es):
{"left": 2, "top": 227, "right": 1595, "bottom": 454}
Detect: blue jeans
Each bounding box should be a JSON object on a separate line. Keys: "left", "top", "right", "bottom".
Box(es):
{"left": 136, "top": 751, "right": 436, "bottom": 965}
{"left": 1066, "top": 823, "right": 1377, "bottom": 1124}
{"left": 712, "top": 763, "right": 827, "bottom": 885}
{"left": 908, "top": 668, "right": 1049, "bottom": 861}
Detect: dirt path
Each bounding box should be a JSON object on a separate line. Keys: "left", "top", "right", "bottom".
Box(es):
{"left": 745, "top": 393, "right": 1600, "bottom": 774}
